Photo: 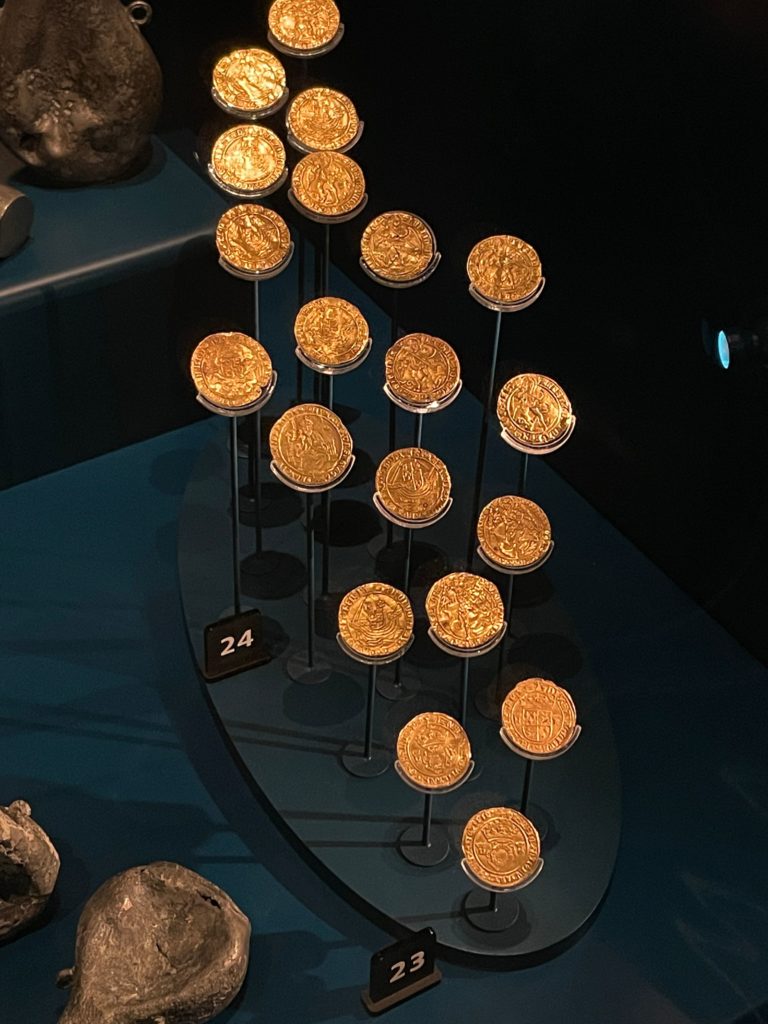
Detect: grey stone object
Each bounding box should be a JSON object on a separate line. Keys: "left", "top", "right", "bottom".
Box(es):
{"left": 0, "top": 799, "right": 60, "bottom": 941}
{"left": 0, "top": 0, "right": 162, "bottom": 185}
{"left": 57, "top": 862, "right": 251, "bottom": 1024}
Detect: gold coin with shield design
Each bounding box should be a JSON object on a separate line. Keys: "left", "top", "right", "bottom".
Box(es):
{"left": 397, "top": 712, "right": 471, "bottom": 790}
{"left": 190, "top": 333, "right": 273, "bottom": 410}
{"left": 294, "top": 297, "right": 369, "bottom": 367}
{"left": 501, "top": 678, "right": 577, "bottom": 757}
{"left": 338, "top": 582, "right": 413, "bottom": 659}
{"left": 462, "top": 807, "right": 541, "bottom": 889}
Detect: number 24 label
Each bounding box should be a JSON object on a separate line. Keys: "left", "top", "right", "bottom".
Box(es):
{"left": 220, "top": 629, "right": 254, "bottom": 657}
{"left": 389, "top": 950, "right": 425, "bottom": 983}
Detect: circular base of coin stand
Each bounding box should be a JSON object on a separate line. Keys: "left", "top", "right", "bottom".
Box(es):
{"left": 397, "top": 824, "right": 450, "bottom": 867}
{"left": 267, "top": 24, "right": 345, "bottom": 59}
{"left": 269, "top": 455, "right": 355, "bottom": 494}
{"left": 375, "top": 670, "right": 419, "bottom": 702}
{"left": 240, "top": 548, "right": 285, "bottom": 580}
{"left": 211, "top": 85, "right": 290, "bottom": 122}
{"left": 340, "top": 742, "right": 390, "bottom": 778}
{"left": 286, "top": 650, "right": 331, "bottom": 685}
{"left": 461, "top": 890, "right": 521, "bottom": 932}
{"left": 196, "top": 371, "right": 278, "bottom": 419}
{"left": 287, "top": 188, "right": 369, "bottom": 225}
{"left": 476, "top": 541, "right": 555, "bottom": 577}
{"left": 383, "top": 379, "right": 463, "bottom": 417}
{"left": 373, "top": 493, "right": 453, "bottom": 532}
{"left": 240, "top": 481, "right": 303, "bottom": 529}
{"left": 286, "top": 119, "right": 365, "bottom": 156}
{"left": 359, "top": 249, "right": 441, "bottom": 290}
{"left": 207, "top": 165, "right": 288, "bottom": 202}
{"left": 500, "top": 418, "right": 577, "bottom": 457}
{"left": 218, "top": 244, "right": 295, "bottom": 284}
{"left": 468, "top": 277, "right": 546, "bottom": 314}
{"left": 337, "top": 633, "right": 413, "bottom": 667}
{"left": 427, "top": 625, "right": 506, "bottom": 661}
{"left": 295, "top": 337, "right": 372, "bottom": 377}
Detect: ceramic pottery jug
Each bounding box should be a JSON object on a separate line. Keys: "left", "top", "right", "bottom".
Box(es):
{"left": 0, "top": 0, "right": 162, "bottom": 184}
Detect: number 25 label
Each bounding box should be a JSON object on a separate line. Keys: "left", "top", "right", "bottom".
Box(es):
{"left": 390, "top": 950, "right": 425, "bottom": 983}
{"left": 220, "top": 628, "right": 254, "bottom": 656}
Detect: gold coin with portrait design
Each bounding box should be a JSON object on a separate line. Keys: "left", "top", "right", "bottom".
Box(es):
{"left": 501, "top": 678, "right": 578, "bottom": 757}
{"left": 292, "top": 151, "right": 365, "bottom": 218}
{"left": 210, "top": 125, "right": 285, "bottom": 193}
{"left": 462, "top": 807, "right": 541, "bottom": 889}
{"left": 467, "top": 235, "right": 542, "bottom": 305}
{"left": 361, "top": 211, "right": 435, "bottom": 283}
{"left": 375, "top": 448, "right": 451, "bottom": 523}
{"left": 288, "top": 87, "right": 359, "bottom": 151}
{"left": 338, "top": 582, "right": 413, "bottom": 659}
{"left": 425, "top": 572, "right": 504, "bottom": 651}
{"left": 190, "top": 333, "right": 273, "bottom": 410}
{"left": 397, "top": 712, "right": 471, "bottom": 790}
{"left": 294, "top": 297, "right": 369, "bottom": 367}
{"left": 385, "top": 333, "right": 460, "bottom": 407}
{"left": 270, "top": 403, "right": 353, "bottom": 488}
{"left": 212, "top": 48, "right": 286, "bottom": 114}
{"left": 497, "top": 373, "right": 573, "bottom": 450}
{"left": 216, "top": 205, "right": 291, "bottom": 276}
{"left": 268, "top": 0, "right": 340, "bottom": 52}
{"left": 477, "top": 496, "right": 551, "bottom": 570}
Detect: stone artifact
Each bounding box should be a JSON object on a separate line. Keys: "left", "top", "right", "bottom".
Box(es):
{"left": 0, "top": 799, "right": 60, "bottom": 941}
{"left": 57, "top": 862, "right": 251, "bottom": 1024}
{"left": 0, "top": 0, "right": 162, "bottom": 185}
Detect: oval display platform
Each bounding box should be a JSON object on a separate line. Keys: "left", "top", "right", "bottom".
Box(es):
{"left": 179, "top": 417, "right": 621, "bottom": 965}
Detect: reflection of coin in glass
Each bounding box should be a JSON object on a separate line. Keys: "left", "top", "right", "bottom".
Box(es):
{"left": 375, "top": 448, "right": 451, "bottom": 523}
{"left": 216, "top": 205, "right": 291, "bottom": 276}
{"left": 288, "top": 87, "right": 359, "bottom": 151}
{"left": 397, "top": 712, "right": 471, "bottom": 790}
{"left": 212, "top": 48, "right": 286, "bottom": 114}
{"left": 270, "top": 403, "right": 353, "bottom": 488}
{"left": 477, "top": 496, "right": 551, "bottom": 570}
{"left": 502, "top": 678, "right": 578, "bottom": 757}
{"left": 268, "top": 0, "right": 340, "bottom": 52}
{"left": 190, "top": 332, "right": 273, "bottom": 410}
{"left": 294, "top": 297, "right": 369, "bottom": 367}
{"left": 462, "top": 807, "right": 540, "bottom": 889}
{"left": 292, "top": 151, "right": 365, "bottom": 218}
{"left": 385, "top": 333, "right": 460, "bottom": 407}
{"left": 338, "top": 582, "right": 413, "bottom": 659}
{"left": 210, "top": 125, "right": 286, "bottom": 193}
{"left": 425, "top": 572, "right": 504, "bottom": 651}
{"left": 497, "top": 373, "right": 573, "bottom": 450}
{"left": 467, "top": 235, "right": 542, "bottom": 305}
{"left": 361, "top": 211, "right": 435, "bottom": 283}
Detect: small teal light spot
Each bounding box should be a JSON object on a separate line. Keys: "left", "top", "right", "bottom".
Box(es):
{"left": 717, "top": 330, "right": 730, "bottom": 369}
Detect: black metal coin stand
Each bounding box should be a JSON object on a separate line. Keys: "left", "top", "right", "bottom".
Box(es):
{"left": 394, "top": 759, "right": 473, "bottom": 867}
{"left": 460, "top": 848, "right": 543, "bottom": 934}
{"left": 427, "top": 626, "right": 506, "bottom": 728}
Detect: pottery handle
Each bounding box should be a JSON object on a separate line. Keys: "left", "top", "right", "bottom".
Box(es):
{"left": 126, "top": 1, "right": 152, "bottom": 27}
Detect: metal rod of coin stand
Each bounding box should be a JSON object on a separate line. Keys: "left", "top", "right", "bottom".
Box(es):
{"left": 413, "top": 413, "right": 423, "bottom": 448}
{"left": 252, "top": 281, "right": 263, "bottom": 555}
{"left": 518, "top": 452, "right": 529, "bottom": 496}
{"left": 386, "top": 292, "right": 400, "bottom": 549}
{"left": 320, "top": 376, "right": 334, "bottom": 596}
{"left": 520, "top": 757, "right": 533, "bottom": 816}
{"left": 230, "top": 416, "right": 243, "bottom": 616}
{"left": 402, "top": 528, "right": 414, "bottom": 593}
{"left": 323, "top": 223, "right": 330, "bottom": 297}
{"left": 489, "top": 891, "right": 499, "bottom": 913}
{"left": 459, "top": 658, "right": 470, "bottom": 727}
{"left": 501, "top": 573, "right": 516, "bottom": 650}
{"left": 466, "top": 310, "right": 503, "bottom": 568}
{"left": 363, "top": 663, "right": 377, "bottom": 760}
{"left": 306, "top": 492, "right": 316, "bottom": 668}
{"left": 296, "top": 235, "right": 305, "bottom": 404}
{"left": 421, "top": 792, "right": 433, "bottom": 847}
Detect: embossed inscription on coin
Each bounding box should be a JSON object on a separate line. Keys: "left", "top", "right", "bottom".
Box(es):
{"left": 216, "top": 205, "right": 291, "bottom": 275}
{"left": 210, "top": 125, "right": 286, "bottom": 193}
{"left": 477, "top": 496, "right": 551, "bottom": 569}
{"left": 385, "top": 333, "right": 460, "bottom": 407}
{"left": 397, "top": 712, "right": 471, "bottom": 790}
{"left": 294, "top": 297, "right": 369, "bottom": 367}
{"left": 425, "top": 572, "right": 504, "bottom": 651}
{"left": 360, "top": 211, "right": 435, "bottom": 283}
{"left": 292, "top": 151, "right": 365, "bottom": 217}
{"left": 502, "top": 678, "right": 578, "bottom": 757}
{"left": 268, "top": 0, "right": 340, "bottom": 51}
{"left": 462, "top": 807, "right": 541, "bottom": 889}
{"left": 190, "top": 332, "right": 273, "bottom": 410}
{"left": 497, "top": 373, "right": 573, "bottom": 449}
{"left": 288, "top": 87, "right": 359, "bottom": 151}
{"left": 375, "top": 448, "right": 451, "bottom": 523}
{"left": 270, "top": 403, "right": 353, "bottom": 487}
{"left": 212, "top": 48, "right": 286, "bottom": 113}
{"left": 467, "top": 235, "right": 542, "bottom": 305}
{"left": 338, "top": 582, "right": 413, "bottom": 659}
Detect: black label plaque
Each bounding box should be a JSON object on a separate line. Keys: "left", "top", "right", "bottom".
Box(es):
{"left": 203, "top": 609, "right": 270, "bottom": 681}
{"left": 362, "top": 927, "right": 441, "bottom": 1015}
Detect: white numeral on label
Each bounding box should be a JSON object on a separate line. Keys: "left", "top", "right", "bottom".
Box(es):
{"left": 237, "top": 629, "right": 253, "bottom": 648}
{"left": 220, "top": 628, "right": 254, "bottom": 657}
{"left": 389, "top": 951, "right": 425, "bottom": 984}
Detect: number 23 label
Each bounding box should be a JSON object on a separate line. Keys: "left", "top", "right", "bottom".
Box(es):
{"left": 389, "top": 950, "right": 425, "bottom": 983}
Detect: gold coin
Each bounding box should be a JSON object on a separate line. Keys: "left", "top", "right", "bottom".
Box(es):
{"left": 338, "top": 582, "right": 413, "bottom": 659}
{"left": 361, "top": 211, "right": 435, "bottom": 283}
{"left": 270, "top": 403, "right": 353, "bottom": 488}
{"left": 212, "top": 48, "right": 286, "bottom": 114}
{"left": 292, "top": 151, "right": 365, "bottom": 218}
{"left": 287, "top": 87, "right": 359, "bottom": 151}
{"left": 216, "top": 204, "right": 291, "bottom": 276}
{"left": 385, "top": 333, "right": 460, "bottom": 407}
{"left": 501, "top": 678, "right": 578, "bottom": 757}
{"left": 375, "top": 448, "right": 451, "bottom": 523}
{"left": 467, "top": 235, "right": 542, "bottom": 305}
{"left": 497, "top": 373, "right": 573, "bottom": 450}
{"left": 425, "top": 572, "right": 504, "bottom": 651}
{"left": 396, "top": 712, "right": 471, "bottom": 790}
{"left": 268, "top": 0, "right": 340, "bottom": 52}
{"left": 210, "top": 125, "right": 286, "bottom": 193}
{"left": 294, "top": 297, "right": 369, "bottom": 367}
{"left": 190, "top": 332, "right": 273, "bottom": 410}
{"left": 477, "top": 496, "right": 551, "bottom": 570}
{"left": 462, "top": 807, "right": 540, "bottom": 889}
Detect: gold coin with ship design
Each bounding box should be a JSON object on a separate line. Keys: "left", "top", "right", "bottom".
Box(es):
{"left": 216, "top": 204, "right": 291, "bottom": 276}
{"left": 294, "top": 297, "right": 369, "bottom": 367}
{"left": 385, "top": 333, "right": 460, "bottom": 407}
{"left": 501, "top": 678, "right": 578, "bottom": 757}
{"left": 462, "top": 807, "right": 541, "bottom": 889}
{"left": 270, "top": 403, "right": 353, "bottom": 488}
{"left": 190, "top": 332, "right": 273, "bottom": 411}
{"left": 467, "top": 235, "right": 542, "bottom": 305}
{"left": 497, "top": 373, "right": 573, "bottom": 450}
{"left": 268, "top": 0, "right": 340, "bottom": 52}
{"left": 210, "top": 125, "right": 286, "bottom": 193}
{"left": 361, "top": 211, "right": 435, "bottom": 283}
{"left": 396, "top": 712, "right": 471, "bottom": 790}
{"left": 338, "top": 582, "right": 413, "bottom": 660}
{"left": 212, "top": 48, "right": 286, "bottom": 114}
{"left": 425, "top": 572, "right": 504, "bottom": 651}
{"left": 287, "top": 87, "right": 359, "bottom": 151}
{"left": 291, "top": 151, "right": 365, "bottom": 218}
{"left": 375, "top": 448, "right": 451, "bottom": 523}
{"left": 477, "top": 496, "right": 551, "bottom": 570}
